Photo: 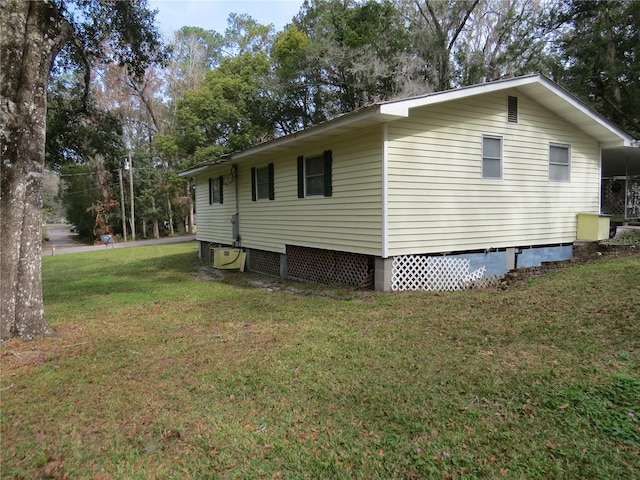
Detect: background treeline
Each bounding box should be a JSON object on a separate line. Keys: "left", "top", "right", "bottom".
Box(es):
{"left": 46, "top": 0, "right": 639, "bottom": 240}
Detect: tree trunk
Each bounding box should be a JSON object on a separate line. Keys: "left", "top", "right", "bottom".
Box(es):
{"left": 151, "top": 197, "right": 160, "bottom": 239}
{"left": 167, "top": 197, "right": 175, "bottom": 235}
{"left": 1, "top": 0, "right": 71, "bottom": 341}
{"left": 187, "top": 179, "right": 195, "bottom": 234}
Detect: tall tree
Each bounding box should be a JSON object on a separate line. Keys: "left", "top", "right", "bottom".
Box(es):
{"left": 557, "top": 0, "right": 640, "bottom": 137}
{"left": 404, "top": 0, "right": 482, "bottom": 91}
{"left": 0, "top": 0, "right": 163, "bottom": 341}
{"left": 47, "top": 75, "right": 125, "bottom": 239}
{"left": 173, "top": 51, "right": 274, "bottom": 163}
{"left": 281, "top": 0, "right": 409, "bottom": 124}
{"left": 159, "top": 15, "right": 277, "bottom": 166}
{"left": 270, "top": 24, "right": 320, "bottom": 134}
{"left": 166, "top": 26, "right": 224, "bottom": 118}
{"left": 454, "top": 0, "right": 556, "bottom": 85}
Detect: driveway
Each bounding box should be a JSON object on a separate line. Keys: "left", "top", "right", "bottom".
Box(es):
{"left": 42, "top": 225, "right": 196, "bottom": 256}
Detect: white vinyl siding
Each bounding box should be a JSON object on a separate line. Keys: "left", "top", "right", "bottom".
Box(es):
{"left": 385, "top": 90, "right": 600, "bottom": 256}
{"left": 197, "top": 126, "right": 384, "bottom": 256}
{"left": 194, "top": 170, "right": 236, "bottom": 245}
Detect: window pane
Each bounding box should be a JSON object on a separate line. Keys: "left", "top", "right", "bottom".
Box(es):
{"left": 305, "top": 156, "right": 324, "bottom": 176}
{"left": 306, "top": 175, "right": 324, "bottom": 195}
{"left": 305, "top": 154, "right": 325, "bottom": 195}
{"left": 550, "top": 164, "right": 569, "bottom": 182}
{"left": 257, "top": 182, "right": 269, "bottom": 199}
{"left": 256, "top": 166, "right": 269, "bottom": 199}
{"left": 211, "top": 179, "right": 221, "bottom": 203}
{"left": 256, "top": 167, "right": 269, "bottom": 183}
{"left": 483, "top": 137, "right": 501, "bottom": 158}
{"left": 550, "top": 145, "right": 569, "bottom": 165}
{"left": 483, "top": 158, "right": 501, "bottom": 179}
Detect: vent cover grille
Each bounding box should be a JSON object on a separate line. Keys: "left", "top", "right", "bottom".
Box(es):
{"left": 507, "top": 95, "right": 518, "bottom": 123}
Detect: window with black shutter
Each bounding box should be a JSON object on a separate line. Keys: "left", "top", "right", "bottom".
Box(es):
{"left": 209, "top": 176, "right": 223, "bottom": 204}
{"left": 297, "top": 151, "right": 332, "bottom": 197}
{"left": 251, "top": 164, "right": 275, "bottom": 201}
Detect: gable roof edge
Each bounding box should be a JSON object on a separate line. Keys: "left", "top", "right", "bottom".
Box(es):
{"left": 379, "top": 74, "right": 542, "bottom": 115}
{"left": 179, "top": 75, "right": 637, "bottom": 175}
{"left": 379, "top": 74, "right": 634, "bottom": 148}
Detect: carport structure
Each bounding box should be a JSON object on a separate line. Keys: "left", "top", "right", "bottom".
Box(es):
{"left": 602, "top": 144, "right": 640, "bottom": 220}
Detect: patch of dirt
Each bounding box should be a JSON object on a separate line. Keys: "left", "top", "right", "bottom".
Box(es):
{"left": 191, "top": 264, "right": 226, "bottom": 281}
{"left": 0, "top": 324, "right": 90, "bottom": 369}
{"left": 191, "top": 264, "right": 369, "bottom": 300}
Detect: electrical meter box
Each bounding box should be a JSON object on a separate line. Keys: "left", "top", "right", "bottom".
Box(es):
{"left": 231, "top": 214, "right": 240, "bottom": 242}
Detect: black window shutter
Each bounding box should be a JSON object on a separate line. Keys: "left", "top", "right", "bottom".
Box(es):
{"left": 208, "top": 178, "right": 212, "bottom": 205}
{"left": 323, "top": 150, "right": 332, "bottom": 197}
{"left": 219, "top": 175, "right": 224, "bottom": 204}
{"left": 297, "top": 156, "right": 304, "bottom": 198}
{"left": 251, "top": 167, "right": 257, "bottom": 201}
{"left": 268, "top": 163, "right": 275, "bottom": 200}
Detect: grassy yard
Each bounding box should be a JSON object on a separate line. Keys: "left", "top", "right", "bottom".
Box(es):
{"left": 1, "top": 243, "right": 639, "bottom": 479}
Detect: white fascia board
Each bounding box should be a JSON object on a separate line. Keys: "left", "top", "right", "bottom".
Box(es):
{"left": 602, "top": 139, "right": 635, "bottom": 149}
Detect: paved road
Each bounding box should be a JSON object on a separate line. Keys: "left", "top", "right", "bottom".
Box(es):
{"left": 42, "top": 225, "right": 196, "bottom": 256}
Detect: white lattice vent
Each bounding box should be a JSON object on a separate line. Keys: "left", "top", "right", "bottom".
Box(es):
{"left": 392, "top": 255, "right": 493, "bottom": 291}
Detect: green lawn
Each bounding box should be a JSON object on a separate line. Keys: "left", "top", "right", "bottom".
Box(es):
{"left": 1, "top": 243, "right": 639, "bottom": 479}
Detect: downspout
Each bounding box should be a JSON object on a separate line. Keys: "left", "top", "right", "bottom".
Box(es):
{"left": 599, "top": 144, "right": 603, "bottom": 214}
{"left": 232, "top": 164, "right": 240, "bottom": 247}
{"left": 625, "top": 161, "right": 629, "bottom": 220}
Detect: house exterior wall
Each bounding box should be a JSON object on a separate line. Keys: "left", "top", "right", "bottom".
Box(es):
{"left": 189, "top": 83, "right": 615, "bottom": 290}
{"left": 195, "top": 126, "right": 385, "bottom": 256}
{"left": 194, "top": 167, "right": 237, "bottom": 246}
{"left": 385, "top": 89, "right": 602, "bottom": 257}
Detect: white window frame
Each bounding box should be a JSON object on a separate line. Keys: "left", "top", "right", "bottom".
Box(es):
{"left": 549, "top": 143, "right": 571, "bottom": 183}
{"left": 254, "top": 165, "right": 270, "bottom": 200}
{"left": 482, "top": 135, "right": 503, "bottom": 180}
{"left": 209, "top": 176, "right": 222, "bottom": 204}
{"left": 305, "top": 153, "right": 325, "bottom": 196}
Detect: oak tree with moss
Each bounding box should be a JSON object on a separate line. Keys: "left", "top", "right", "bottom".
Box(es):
{"left": 0, "top": 0, "right": 163, "bottom": 341}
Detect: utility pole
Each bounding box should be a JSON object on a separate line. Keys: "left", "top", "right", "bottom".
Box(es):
{"left": 118, "top": 168, "right": 128, "bottom": 242}
{"left": 125, "top": 153, "right": 136, "bottom": 241}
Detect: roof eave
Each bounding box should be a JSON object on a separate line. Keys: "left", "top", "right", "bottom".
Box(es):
{"left": 178, "top": 155, "right": 231, "bottom": 177}
{"left": 179, "top": 75, "right": 636, "bottom": 168}
{"left": 231, "top": 105, "right": 401, "bottom": 160}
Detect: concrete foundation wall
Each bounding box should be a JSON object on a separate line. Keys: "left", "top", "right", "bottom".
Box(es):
{"left": 516, "top": 245, "right": 573, "bottom": 268}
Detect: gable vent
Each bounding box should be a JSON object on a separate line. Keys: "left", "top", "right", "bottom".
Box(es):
{"left": 507, "top": 95, "right": 518, "bottom": 123}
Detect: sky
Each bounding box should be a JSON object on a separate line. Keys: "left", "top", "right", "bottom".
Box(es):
{"left": 148, "top": 0, "right": 305, "bottom": 37}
